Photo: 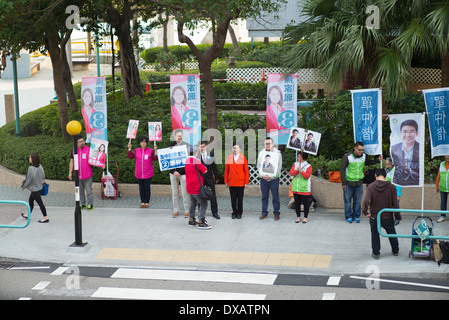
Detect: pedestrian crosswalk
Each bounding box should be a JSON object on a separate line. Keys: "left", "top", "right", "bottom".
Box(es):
{"left": 7, "top": 263, "right": 449, "bottom": 301}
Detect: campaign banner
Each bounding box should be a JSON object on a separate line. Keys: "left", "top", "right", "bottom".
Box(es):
{"left": 148, "top": 121, "right": 162, "bottom": 142}
{"left": 389, "top": 113, "right": 425, "bottom": 187}
{"left": 423, "top": 87, "right": 449, "bottom": 158}
{"left": 351, "top": 88, "right": 382, "bottom": 155}
{"left": 170, "top": 74, "right": 201, "bottom": 145}
{"left": 266, "top": 73, "right": 298, "bottom": 145}
{"left": 126, "top": 120, "right": 139, "bottom": 139}
{"left": 88, "top": 138, "right": 108, "bottom": 168}
{"left": 158, "top": 144, "right": 189, "bottom": 171}
{"left": 81, "top": 77, "right": 107, "bottom": 143}
{"left": 286, "top": 126, "right": 321, "bottom": 156}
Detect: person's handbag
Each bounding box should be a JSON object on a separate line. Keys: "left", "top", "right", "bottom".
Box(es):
{"left": 40, "top": 182, "right": 49, "bottom": 196}
{"left": 328, "top": 171, "right": 341, "bottom": 183}
{"left": 195, "top": 162, "right": 214, "bottom": 200}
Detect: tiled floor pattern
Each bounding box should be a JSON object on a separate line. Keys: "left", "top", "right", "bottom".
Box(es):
{"left": 96, "top": 248, "right": 332, "bottom": 268}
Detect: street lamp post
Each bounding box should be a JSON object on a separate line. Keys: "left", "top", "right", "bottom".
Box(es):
{"left": 66, "top": 120, "right": 88, "bottom": 249}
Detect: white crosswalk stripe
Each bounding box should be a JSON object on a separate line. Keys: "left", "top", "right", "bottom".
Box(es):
{"left": 91, "top": 287, "right": 266, "bottom": 300}
{"left": 111, "top": 268, "right": 277, "bottom": 285}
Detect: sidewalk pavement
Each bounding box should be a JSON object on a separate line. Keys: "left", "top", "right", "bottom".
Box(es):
{"left": 1, "top": 184, "right": 449, "bottom": 279}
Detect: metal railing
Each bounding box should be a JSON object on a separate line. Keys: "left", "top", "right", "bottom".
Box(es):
{"left": 377, "top": 208, "right": 449, "bottom": 240}
{"left": 0, "top": 200, "right": 31, "bottom": 229}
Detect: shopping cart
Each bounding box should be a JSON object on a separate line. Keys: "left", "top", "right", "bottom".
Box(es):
{"left": 409, "top": 216, "right": 434, "bottom": 259}
{"left": 101, "top": 161, "right": 121, "bottom": 200}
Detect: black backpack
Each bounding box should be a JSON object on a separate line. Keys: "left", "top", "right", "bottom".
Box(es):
{"left": 438, "top": 241, "right": 449, "bottom": 266}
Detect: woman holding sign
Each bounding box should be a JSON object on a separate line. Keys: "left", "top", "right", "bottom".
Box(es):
{"left": 127, "top": 137, "right": 158, "bottom": 208}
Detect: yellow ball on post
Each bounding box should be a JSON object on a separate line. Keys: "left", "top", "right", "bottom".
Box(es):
{"left": 66, "top": 120, "right": 82, "bottom": 136}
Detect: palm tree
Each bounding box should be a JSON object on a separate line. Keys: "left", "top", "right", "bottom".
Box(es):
{"left": 283, "top": 0, "right": 447, "bottom": 98}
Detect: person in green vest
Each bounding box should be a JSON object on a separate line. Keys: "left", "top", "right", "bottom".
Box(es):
{"left": 340, "top": 141, "right": 383, "bottom": 223}
{"left": 436, "top": 155, "right": 449, "bottom": 223}
{"left": 289, "top": 152, "right": 312, "bottom": 223}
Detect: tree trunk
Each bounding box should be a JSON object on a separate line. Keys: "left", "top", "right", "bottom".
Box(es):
{"left": 109, "top": 2, "right": 143, "bottom": 101}
{"left": 198, "top": 56, "right": 218, "bottom": 130}
{"left": 60, "top": 33, "right": 78, "bottom": 113}
{"left": 46, "top": 34, "right": 70, "bottom": 139}
{"left": 441, "top": 45, "right": 449, "bottom": 87}
{"left": 177, "top": 17, "right": 231, "bottom": 130}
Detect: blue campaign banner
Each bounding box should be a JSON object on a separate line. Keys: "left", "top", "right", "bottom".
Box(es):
{"left": 423, "top": 88, "right": 449, "bottom": 158}
{"left": 351, "top": 88, "right": 382, "bottom": 155}
{"left": 157, "top": 145, "right": 189, "bottom": 171}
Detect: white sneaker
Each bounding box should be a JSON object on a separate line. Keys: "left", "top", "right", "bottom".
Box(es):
{"left": 437, "top": 216, "right": 447, "bottom": 223}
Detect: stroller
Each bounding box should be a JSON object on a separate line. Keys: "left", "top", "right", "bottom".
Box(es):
{"left": 409, "top": 216, "right": 434, "bottom": 259}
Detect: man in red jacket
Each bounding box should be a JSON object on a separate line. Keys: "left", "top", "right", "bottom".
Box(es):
{"left": 362, "top": 169, "right": 401, "bottom": 259}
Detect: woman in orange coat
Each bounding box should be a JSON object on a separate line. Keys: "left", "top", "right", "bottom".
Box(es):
{"left": 225, "top": 143, "right": 249, "bottom": 219}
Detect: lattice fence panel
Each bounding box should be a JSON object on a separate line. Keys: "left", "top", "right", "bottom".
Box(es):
{"left": 410, "top": 68, "right": 441, "bottom": 84}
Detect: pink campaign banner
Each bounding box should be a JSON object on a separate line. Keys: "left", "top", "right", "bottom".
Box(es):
{"left": 81, "top": 77, "right": 107, "bottom": 143}
{"left": 170, "top": 74, "right": 201, "bottom": 145}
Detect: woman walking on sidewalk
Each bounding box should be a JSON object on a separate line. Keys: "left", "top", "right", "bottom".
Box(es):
{"left": 21, "top": 153, "right": 48, "bottom": 223}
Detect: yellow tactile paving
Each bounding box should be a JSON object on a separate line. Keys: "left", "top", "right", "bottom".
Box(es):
{"left": 96, "top": 248, "right": 332, "bottom": 268}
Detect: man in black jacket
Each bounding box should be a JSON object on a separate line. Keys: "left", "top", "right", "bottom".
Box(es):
{"left": 198, "top": 140, "right": 220, "bottom": 219}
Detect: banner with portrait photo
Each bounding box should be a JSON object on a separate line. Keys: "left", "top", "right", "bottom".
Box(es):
{"left": 126, "top": 120, "right": 139, "bottom": 139}
{"left": 258, "top": 150, "right": 280, "bottom": 179}
{"left": 88, "top": 138, "right": 108, "bottom": 168}
{"left": 423, "top": 87, "right": 449, "bottom": 158}
{"left": 266, "top": 73, "right": 298, "bottom": 145}
{"left": 81, "top": 77, "right": 107, "bottom": 143}
{"left": 286, "top": 126, "right": 305, "bottom": 151}
{"left": 389, "top": 113, "right": 425, "bottom": 187}
{"left": 303, "top": 130, "right": 321, "bottom": 155}
{"left": 170, "top": 74, "right": 201, "bottom": 145}
{"left": 148, "top": 122, "right": 162, "bottom": 142}
{"left": 351, "top": 88, "right": 382, "bottom": 155}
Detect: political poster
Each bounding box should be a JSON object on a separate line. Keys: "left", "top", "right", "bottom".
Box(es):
{"left": 148, "top": 121, "right": 162, "bottom": 142}
{"left": 157, "top": 144, "right": 189, "bottom": 171}
{"left": 126, "top": 120, "right": 139, "bottom": 139}
{"left": 423, "top": 87, "right": 449, "bottom": 158}
{"left": 266, "top": 73, "right": 298, "bottom": 145}
{"left": 389, "top": 113, "right": 425, "bottom": 187}
{"left": 81, "top": 77, "right": 107, "bottom": 143}
{"left": 170, "top": 74, "right": 201, "bottom": 145}
{"left": 88, "top": 138, "right": 108, "bottom": 168}
{"left": 351, "top": 88, "right": 382, "bottom": 155}
{"left": 258, "top": 150, "right": 280, "bottom": 179}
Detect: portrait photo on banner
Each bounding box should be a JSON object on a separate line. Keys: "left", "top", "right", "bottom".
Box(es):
{"left": 81, "top": 77, "right": 107, "bottom": 143}
{"left": 286, "top": 126, "right": 321, "bottom": 155}
{"left": 170, "top": 74, "right": 201, "bottom": 145}
{"left": 389, "top": 113, "right": 425, "bottom": 187}
{"left": 148, "top": 121, "right": 162, "bottom": 142}
{"left": 266, "top": 73, "right": 297, "bottom": 145}
{"left": 88, "top": 138, "right": 108, "bottom": 168}
{"left": 258, "top": 150, "right": 279, "bottom": 179}
{"left": 126, "top": 119, "right": 139, "bottom": 139}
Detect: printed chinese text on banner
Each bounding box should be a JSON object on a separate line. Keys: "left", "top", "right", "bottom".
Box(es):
{"left": 351, "top": 88, "right": 382, "bottom": 155}
{"left": 266, "top": 73, "right": 298, "bottom": 145}
{"left": 170, "top": 74, "right": 201, "bottom": 145}
{"left": 389, "top": 113, "right": 425, "bottom": 187}
{"left": 81, "top": 77, "right": 107, "bottom": 143}
{"left": 158, "top": 145, "right": 188, "bottom": 171}
{"left": 423, "top": 87, "right": 449, "bottom": 158}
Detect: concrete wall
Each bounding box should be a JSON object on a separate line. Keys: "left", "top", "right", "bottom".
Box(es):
{"left": 0, "top": 164, "right": 439, "bottom": 211}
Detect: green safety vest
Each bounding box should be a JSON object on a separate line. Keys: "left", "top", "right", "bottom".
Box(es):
{"left": 439, "top": 162, "right": 449, "bottom": 192}
{"left": 346, "top": 153, "right": 366, "bottom": 182}
{"left": 291, "top": 161, "right": 311, "bottom": 193}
